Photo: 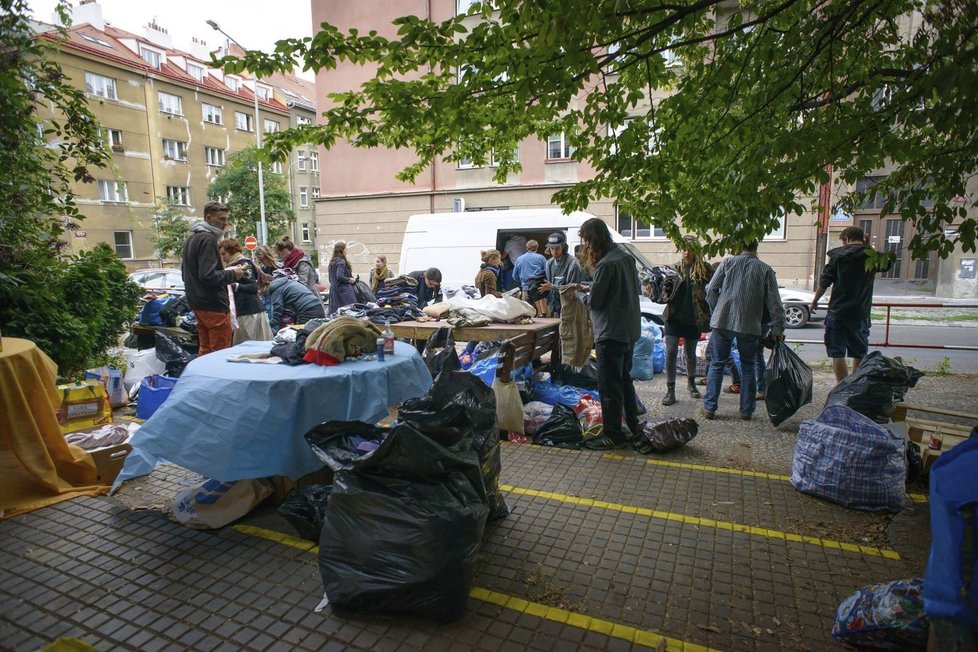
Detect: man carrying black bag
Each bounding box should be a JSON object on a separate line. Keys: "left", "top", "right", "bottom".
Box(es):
{"left": 764, "top": 341, "right": 813, "bottom": 426}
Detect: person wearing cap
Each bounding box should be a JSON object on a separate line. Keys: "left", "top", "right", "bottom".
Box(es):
{"left": 540, "top": 231, "right": 585, "bottom": 317}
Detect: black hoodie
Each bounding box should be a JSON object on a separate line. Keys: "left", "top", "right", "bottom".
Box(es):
{"left": 819, "top": 243, "right": 890, "bottom": 322}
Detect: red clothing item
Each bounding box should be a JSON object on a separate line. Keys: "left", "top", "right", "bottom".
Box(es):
{"left": 282, "top": 247, "right": 306, "bottom": 272}
{"left": 195, "top": 309, "right": 232, "bottom": 355}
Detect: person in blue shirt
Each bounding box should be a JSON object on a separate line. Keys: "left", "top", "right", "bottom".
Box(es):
{"left": 512, "top": 239, "right": 548, "bottom": 316}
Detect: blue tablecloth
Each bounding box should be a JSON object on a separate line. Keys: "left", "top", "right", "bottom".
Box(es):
{"left": 114, "top": 340, "right": 432, "bottom": 485}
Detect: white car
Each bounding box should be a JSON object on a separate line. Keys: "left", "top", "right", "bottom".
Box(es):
{"left": 640, "top": 284, "right": 823, "bottom": 329}
{"left": 128, "top": 268, "right": 185, "bottom": 296}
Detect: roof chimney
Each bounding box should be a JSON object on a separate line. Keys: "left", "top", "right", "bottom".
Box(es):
{"left": 144, "top": 17, "right": 172, "bottom": 49}
{"left": 68, "top": 0, "right": 104, "bottom": 30}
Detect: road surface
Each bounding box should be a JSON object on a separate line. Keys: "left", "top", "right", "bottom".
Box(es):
{"left": 785, "top": 321, "right": 978, "bottom": 373}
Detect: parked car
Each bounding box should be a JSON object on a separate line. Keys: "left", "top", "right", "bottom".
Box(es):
{"left": 778, "top": 287, "right": 824, "bottom": 329}
{"left": 128, "top": 268, "right": 185, "bottom": 296}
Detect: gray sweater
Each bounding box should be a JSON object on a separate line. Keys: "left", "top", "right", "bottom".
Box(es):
{"left": 585, "top": 244, "right": 640, "bottom": 344}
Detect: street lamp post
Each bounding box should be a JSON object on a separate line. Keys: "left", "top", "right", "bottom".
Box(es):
{"left": 206, "top": 20, "right": 267, "bottom": 245}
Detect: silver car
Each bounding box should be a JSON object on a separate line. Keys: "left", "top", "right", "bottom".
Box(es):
{"left": 128, "top": 268, "right": 185, "bottom": 296}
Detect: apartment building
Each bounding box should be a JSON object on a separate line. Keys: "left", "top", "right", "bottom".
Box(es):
{"left": 308, "top": 1, "right": 973, "bottom": 296}
{"left": 33, "top": 1, "right": 319, "bottom": 269}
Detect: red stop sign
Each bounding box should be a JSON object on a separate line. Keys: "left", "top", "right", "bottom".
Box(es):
{"left": 244, "top": 235, "right": 258, "bottom": 251}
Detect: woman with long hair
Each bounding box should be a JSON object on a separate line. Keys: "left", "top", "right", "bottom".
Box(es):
{"left": 218, "top": 238, "right": 273, "bottom": 343}
{"left": 577, "top": 217, "right": 642, "bottom": 451}
{"left": 327, "top": 241, "right": 357, "bottom": 315}
{"left": 475, "top": 249, "right": 503, "bottom": 298}
{"left": 660, "top": 235, "right": 713, "bottom": 405}
{"left": 369, "top": 255, "right": 391, "bottom": 294}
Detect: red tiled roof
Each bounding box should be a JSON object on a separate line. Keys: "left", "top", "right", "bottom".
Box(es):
{"left": 45, "top": 23, "right": 289, "bottom": 114}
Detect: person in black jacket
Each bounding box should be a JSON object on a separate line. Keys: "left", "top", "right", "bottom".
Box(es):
{"left": 218, "top": 238, "right": 273, "bottom": 344}
{"left": 811, "top": 226, "right": 891, "bottom": 381}
{"left": 407, "top": 268, "right": 442, "bottom": 307}
{"left": 181, "top": 201, "right": 244, "bottom": 354}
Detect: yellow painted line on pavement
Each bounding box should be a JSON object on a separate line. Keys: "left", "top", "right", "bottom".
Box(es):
{"left": 233, "top": 524, "right": 717, "bottom": 652}
{"left": 602, "top": 454, "right": 930, "bottom": 503}
{"left": 499, "top": 484, "right": 901, "bottom": 560}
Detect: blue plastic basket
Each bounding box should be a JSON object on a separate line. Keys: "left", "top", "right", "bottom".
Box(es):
{"left": 136, "top": 374, "right": 177, "bottom": 419}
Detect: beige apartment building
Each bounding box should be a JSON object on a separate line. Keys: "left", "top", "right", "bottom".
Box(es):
{"left": 309, "top": 1, "right": 976, "bottom": 297}
{"left": 34, "top": 1, "right": 320, "bottom": 269}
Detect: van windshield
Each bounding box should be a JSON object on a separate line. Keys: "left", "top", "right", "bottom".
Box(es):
{"left": 619, "top": 242, "right": 657, "bottom": 273}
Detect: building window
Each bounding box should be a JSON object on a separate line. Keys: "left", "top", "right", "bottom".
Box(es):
{"left": 490, "top": 147, "right": 519, "bottom": 167}
{"left": 269, "top": 161, "right": 282, "bottom": 174}
{"left": 616, "top": 207, "right": 664, "bottom": 240}
{"left": 767, "top": 211, "right": 787, "bottom": 240}
{"left": 139, "top": 46, "right": 162, "bottom": 69}
{"left": 162, "top": 139, "right": 188, "bottom": 161}
{"left": 187, "top": 63, "right": 205, "bottom": 82}
{"left": 547, "top": 133, "right": 574, "bottom": 160}
{"left": 255, "top": 84, "right": 271, "bottom": 101}
{"left": 166, "top": 186, "right": 191, "bottom": 206}
{"left": 98, "top": 180, "right": 128, "bottom": 203}
{"left": 84, "top": 72, "right": 117, "bottom": 99}
{"left": 158, "top": 92, "right": 183, "bottom": 115}
{"left": 205, "top": 146, "right": 225, "bottom": 166}
{"left": 855, "top": 175, "right": 887, "bottom": 210}
{"left": 301, "top": 222, "right": 311, "bottom": 242}
{"left": 104, "top": 128, "right": 124, "bottom": 151}
{"left": 309, "top": 152, "right": 319, "bottom": 172}
{"left": 263, "top": 119, "right": 279, "bottom": 133}
{"left": 202, "top": 103, "right": 223, "bottom": 124}
{"left": 296, "top": 115, "right": 312, "bottom": 126}
{"left": 311, "top": 186, "right": 320, "bottom": 199}
{"left": 235, "top": 111, "right": 253, "bottom": 132}
{"left": 225, "top": 76, "right": 240, "bottom": 92}
{"left": 113, "top": 231, "right": 133, "bottom": 259}
{"left": 299, "top": 186, "right": 309, "bottom": 208}
{"left": 297, "top": 150, "right": 307, "bottom": 170}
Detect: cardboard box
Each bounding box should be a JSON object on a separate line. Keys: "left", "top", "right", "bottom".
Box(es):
{"left": 88, "top": 443, "right": 132, "bottom": 485}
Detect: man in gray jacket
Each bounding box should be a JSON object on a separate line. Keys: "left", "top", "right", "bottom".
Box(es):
{"left": 182, "top": 201, "right": 244, "bottom": 355}
{"left": 703, "top": 239, "right": 785, "bottom": 420}
{"left": 577, "top": 218, "right": 642, "bottom": 450}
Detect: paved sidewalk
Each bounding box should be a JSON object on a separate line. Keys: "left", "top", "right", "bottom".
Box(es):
{"left": 2, "top": 367, "right": 970, "bottom": 651}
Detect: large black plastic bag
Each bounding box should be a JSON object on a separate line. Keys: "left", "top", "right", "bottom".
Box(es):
{"left": 154, "top": 330, "right": 196, "bottom": 377}
{"left": 633, "top": 418, "right": 699, "bottom": 454}
{"left": 352, "top": 279, "right": 376, "bottom": 304}
{"left": 552, "top": 358, "right": 599, "bottom": 390}
{"left": 277, "top": 484, "right": 333, "bottom": 541}
{"left": 532, "top": 403, "right": 583, "bottom": 449}
{"left": 399, "top": 371, "right": 508, "bottom": 520}
{"left": 825, "top": 352, "right": 924, "bottom": 423}
{"left": 422, "top": 326, "right": 462, "bottom": 380}
{"left": 764, "top": 342, "right": 814, "bottom": 426}
{"left": 307, "top": 420, "right": 488, "bottom": 622}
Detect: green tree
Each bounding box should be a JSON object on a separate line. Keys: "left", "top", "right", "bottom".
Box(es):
{"left": 217, "top": 0, "right": 978, "bottom": 261}
{"left": 208, "top": 146, "right": 294, "bottom": 243}
{"left": 151, "top": 197, "right": 194, "bottom": 263}
{"left": 1, "top": 0, "right": 140, "bottom": 378}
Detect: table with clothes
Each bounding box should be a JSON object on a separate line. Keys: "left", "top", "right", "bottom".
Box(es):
{"left": 113, "top": 339, "right": 433, "bottom": 486}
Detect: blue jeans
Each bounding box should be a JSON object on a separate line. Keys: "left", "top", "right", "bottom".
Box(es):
{"left": 704, "top": 329, "right": 761, "bottom": 417}
{"left": 755, "top": 345, "right": 767, "bottom": 393}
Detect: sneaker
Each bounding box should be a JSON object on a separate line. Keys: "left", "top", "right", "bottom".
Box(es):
{"left": 755, "top": 392, "right": 765, "bottom": 400}
{"left": 688, "top": 385, "right": 702, "bottom": 399}
{"left": 700, "top": 407, "right": 715, "bottom": 421}
{"left": 740, "top": 413, "right": 752, "bottom": 421}
{"left": 725, "top": 384, "right": 741, "bottom": 394}
{"left": 583, "top": 435, "right": 631, "bottom": 451}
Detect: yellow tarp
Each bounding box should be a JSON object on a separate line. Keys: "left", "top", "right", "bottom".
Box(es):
{"left": 0, "top": 338, "right": 107, "bottom": 519}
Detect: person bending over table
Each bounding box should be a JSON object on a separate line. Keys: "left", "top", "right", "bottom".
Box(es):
{"left": 266, "top": 270, "right": 326, "bottom": 331}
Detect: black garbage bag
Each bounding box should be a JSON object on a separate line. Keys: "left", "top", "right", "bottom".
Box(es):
{"left": 158, "top": 294, "right": 191, "bottom": 327}
{"left": 422, "top": 326, "right": 462, "bottom": 380}
{"left": 352, "top": 279, "right": 376, "bottom": 304}
{"left": 552, "top": 358, "right": 599, "bottom": 390}
{"left": 399, "top": 371, "right": 508, "bottom": 520}
{"left": 532, "top": 404, "right": 583, "bottom": 449}
{"left": 764, "top": 342, "right": 814, "bottom": 426}
{"left": 825, "top": 352, "right": 924, "bottom": 423}
{"left": 308, "top": 420, "right": 488, "bottom": 622}
{"left": 277, "top": 484, "right": 333, "bottom": 541}
{"left": 906, "top": 440, "right": 924, "bottom": 483}
{"left": 632, "top": 418, "right": 699, "bottom": 454}
{"left": 154, "top": 330, "right": 196, "bottom": 377}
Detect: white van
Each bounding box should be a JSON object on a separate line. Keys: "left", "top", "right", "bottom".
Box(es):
{"left": 399, "top": 209, "right": 665, "bottom": 322}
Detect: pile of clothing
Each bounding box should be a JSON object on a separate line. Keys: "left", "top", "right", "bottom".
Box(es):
{"left": 303, "top": 317, "right": 384, "bottom": 366}
{"left": 375, "top": 275, "right": 421, "bottom": 309}
{"left": 335, "top": 302, "right": 425, "bottom": 324}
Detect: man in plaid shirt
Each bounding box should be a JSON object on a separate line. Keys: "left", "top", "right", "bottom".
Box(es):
{"left": 702, "top": 240, "right": 785, "bottom": 420}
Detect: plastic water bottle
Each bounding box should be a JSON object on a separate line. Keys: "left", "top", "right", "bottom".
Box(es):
{"left": 383, "top": 321, "right": 395, "bottom": 356}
